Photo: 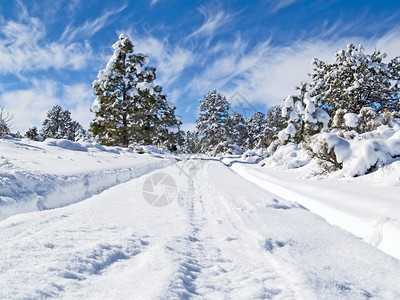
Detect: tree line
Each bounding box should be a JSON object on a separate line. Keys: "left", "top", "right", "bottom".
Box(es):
{"left": 3, "top": 37, "right": 399, "bottom": 159}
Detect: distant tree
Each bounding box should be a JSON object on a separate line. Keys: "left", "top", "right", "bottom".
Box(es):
{"left": 10, "top": 131, "right": 22, "bottom": 138}
{"left": 0, "top": 108, "right": 12, "bottom": 136}
{"left": 226, "top": 112, "right": 248, "bottom": 149}
{"left": 183, "top": 131, "right": 200, "bottom": 154}
{"left": 156, "top": 102, "right": 184, "bottom": 151}
{"left": 245, "top": 112, "right": 265, "bottom": 149}
{"left": 196, "top": 90, "right": 230, "bottom": 154}
{"left": 90, "top": 34, "right": 182, "bottom": 148}
{"left": 257, "top": 105, "right": 284, "bottom": 148}
{"left": 25, "top": 126, "right": 40, "bottom": 141}
{"left": 42, "top": 105, "right": 83, "bottom": 141}
{"left": 310, "top": 44, "right": 400, "bottom": 117}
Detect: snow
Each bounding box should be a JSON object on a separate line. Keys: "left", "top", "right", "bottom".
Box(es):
{"left": 315, "top": 107, "right": 330, "bottom": 128}
{"left": 136, "top": 81, "right": 154, "bottom": 95}
{"left": 227, "top": 159, "right": 400, "bottom": 261}
{"left": 0, "top": 117, "right": 5, "bottom": 126}
{"left": 0, "top": 137, "right": 173, "bottom": 221}
{"left": 1, "top": 137, "right": 400, "bottom": 298}
{"left": 344, "top": 112, "right": 359, "bottom": 128}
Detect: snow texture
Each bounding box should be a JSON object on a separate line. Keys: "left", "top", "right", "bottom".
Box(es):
{"left": 0, "top": 137, "right": 173, "bottom": 221}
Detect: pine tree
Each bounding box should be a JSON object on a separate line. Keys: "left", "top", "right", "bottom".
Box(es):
{"left": 245, "top": 112, "right": 265, "bottom": 149}
{"left": 183, "top": 131, "right": 200, "bottom": 154}
{"left": 310, "top": 44, "right": 400, "bottom": 117}
{"left": 257, "top": 105, "right": 284, "bottom": 149}
{"left": 279, "top": 82, "right": 330, "bottom": 144}
{"left": 41, "top": 105, "right": 83, "bottom": 141}
{"left": 90, "top": 34, "right": 182, "bottom": 148}
{"left": 0, "top": 108, "right": 12, "bottom": 136}
{"left": 196, "top": 90, "right": 230, "bottom": 154}
{"left": 25, "top": 126, "right": 40, "bottom": 141}
{"left": 156, "top": 101, "right": 184, "bottom": 151}
{"left": 226, "top": 112, "right": 248, "bottom": 149}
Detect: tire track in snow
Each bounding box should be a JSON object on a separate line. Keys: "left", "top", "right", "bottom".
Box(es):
{"left": 164, "top": 160, "right": 311, "bottom": 299}
{"left": 163, "top": 165, "right": 207, "bottom": 298}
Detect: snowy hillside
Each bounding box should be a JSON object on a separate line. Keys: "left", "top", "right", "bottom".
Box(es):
{"left": 1, "top": 137, "right": 400, "bottom": 299}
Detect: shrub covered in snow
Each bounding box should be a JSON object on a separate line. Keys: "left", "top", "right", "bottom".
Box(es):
{"left": 260, "top": 143, "right": 311, "bottom": 169}
{"left": 305, "top": 122, "right": 400, "bottom": 177}
{"left": 241, "top": 149, "right": 269, "bottom": 163}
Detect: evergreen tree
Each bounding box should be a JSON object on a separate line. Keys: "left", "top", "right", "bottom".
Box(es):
{"left": 41, "top": 105, "right": 83, "bottom": 141}
{"left": 196, "top": 90, "right": 230, "bottom": 154}
{"left": 183, "top": 131, "right": 200, "bottom": 154}
{"left": 245, "top": 112, "right": 265, "bottom": 149}
{"left": 257, "top": 105, "right": 284, "bottom": 148}
{"left": 279, "top": 82, "right": 330, "bottom": 143}
{"left": 226, "top": 112, "right": 248, "bottom": 149}
{"left": 0, "top": 108, "right": 12, "bottom": 136}
{"left": 310, "top": 44, "right": 400, "bottom": 117}
{"left": 156, "top": 101, "right": 184, "bottom": 151}
{"left": 90, "top": 34, "right": 182, "bottom": 148}
{"left": 25, "top": 126, "right": 40, "bottom": 141}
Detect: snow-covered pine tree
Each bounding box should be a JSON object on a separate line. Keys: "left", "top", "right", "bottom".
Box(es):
{"left": 157, "top": 100, "right": 184, "bottom": 151}
{"left": 257, "top": 105, "right": 284, "bottom": 149}
{"left": 0, "top": 108, "right": 12, "bottom": 136}
{"left": 196, "top": 90, "right": 230, "bottom": 154}
{"left": 279, "top": 82, "right": 330, "bottom": 144}
{"left": 25, "top": 126, "right": 40, "bottom": 141}
{"left": 90, "top": 34, "right": 182, "bottom": 148}
{"left": 226, "top": 112, "right": 248, "bottom": 149}
{"left": 183, "top": 131, "right": 200, "bottom": 154}
{"left": 310, "top": 44, "right": 400, "bottom": 117}
{"left": 245, "top": 112, "right": 265, "bottom": 149}
{"left": 41, "top": 105, "right": 83, "bottom": 141}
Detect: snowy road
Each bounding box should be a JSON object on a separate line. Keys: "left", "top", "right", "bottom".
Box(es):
{"left": 1, "top": 159, "right": 400, "bottom": 299}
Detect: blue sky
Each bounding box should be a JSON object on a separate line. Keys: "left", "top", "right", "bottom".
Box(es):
{"left": 1, "top": 0, "right": 400, "bottom": 133}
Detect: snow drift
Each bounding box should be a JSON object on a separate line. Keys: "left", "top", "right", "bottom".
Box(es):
{"left": 0, "top": 137, "right": 173, "bottom": 220}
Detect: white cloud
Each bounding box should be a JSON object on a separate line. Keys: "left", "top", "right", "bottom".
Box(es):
{"left": 0, "top": 80, "right": 59, "bottom": 133}
{"left": 0, "top": 15, "right": 91, "bottom": 74}
{"left": 150, "top": 0, "right": 162, "bottom": 7}
{"left": 0, "top": 80, "right": 94, "bottom": 133}
{"left": 188, "top": 6, "right": 232, "bottom": 46}
{"left": 180, "top": 122, "right": 197, "bottom": 133}
{"left": 60, "top": 4, "right": 127, "bottom": 43}
{"left": 270, "top": 0, "right": 300, "bottom": 13}
{"left": 62, "top": 83, "right": 94, "bottom": 130}
{"left": 184, "top": 27, "right": 400, "bottom": 110}
{"left": 126, "top": 33, "right": 194, "bottom": 89}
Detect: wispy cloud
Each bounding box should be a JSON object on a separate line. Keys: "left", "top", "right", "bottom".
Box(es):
{"left": 0, "top": 80, "right": 60, "bottom": 132}
{"left": 188, "top": 5, "right": 232, "bottom": 46}
{"left": 62, "top": 83, "right": 94, "bottom": 130}
{"left": 0, "top": 16, "right": 91, "bottom": 74}
{"left": 183, "top": 25, "right": 400, "bottom": 111}
{"left": 127, "top": 32, "right": 194, "bottom": 91}
{"left": 270, "top": 0, "right": 301, "bottom": 13}
{"left": 1, "top": 80, "right": 94, "bottom": 132}
{"left": 60, "top": 4, "right": 128, "bottom": 43}
{"left": 149, "top": 0, "right": 162, "bottom": 7}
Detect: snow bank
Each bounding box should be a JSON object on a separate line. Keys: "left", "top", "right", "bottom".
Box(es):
{"left": 241, "top": 149, "right": 269, "bottom": 163}
{"left": 260, "top": 122, "right": 400, "bottom": 177}
{"left": 0, "top": 137, "right": 174, "bottom": 220}
{"left": 313, "top": 124, "right": 400, "bottom": 177}
{"left": 260, "top": 143, "right": 311, "bottom": 169}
